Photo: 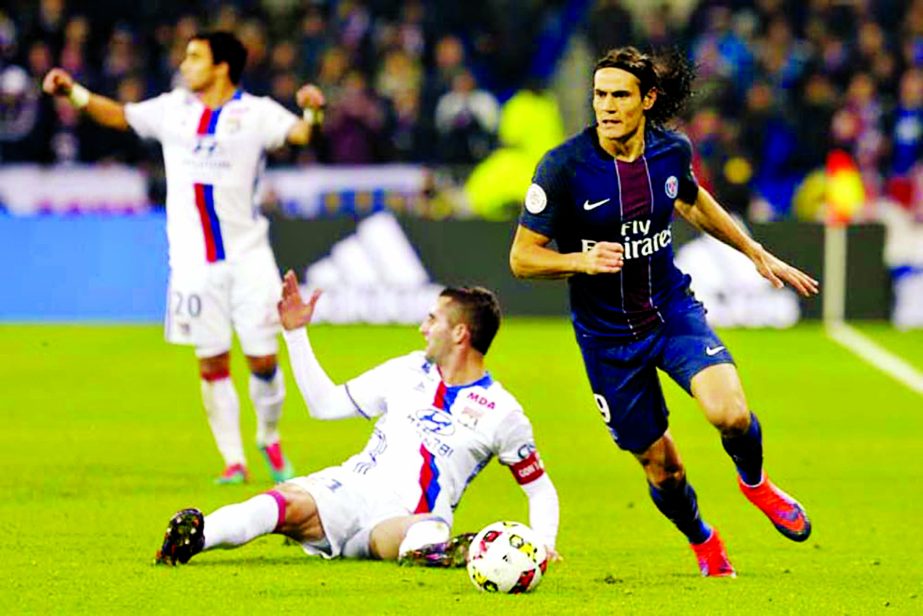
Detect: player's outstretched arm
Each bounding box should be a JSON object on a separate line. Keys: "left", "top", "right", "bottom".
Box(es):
{"left": 42, "top": 68, "right": 129, "bottom": 131}
{"left": 278, "top": 271, "right": 362, "bottom": 420}
{"left": 510, "top": 224, "right": 623, "bottom": 279}
{"left": 285, "top": 84, "right": 326, "bottom": 146}
{"left": 675, "top": 187, "right": 819, "bottom": 297}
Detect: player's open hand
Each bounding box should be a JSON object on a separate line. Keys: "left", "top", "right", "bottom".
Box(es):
{"left": 581, "top": 241, "right": 624, "bottom": 275}
{"left": 546, "top": 546, "right": 563, "bottom": 563}
{"left": 42, "top": 68, "right": 74, "bottom": 97}
{"left": 750, "top": 246, "right": 819, "bottom": 297}
{"left": 277, "top": 270, "right": 322, "bottom": 331}
{"left": 296, "top": 84, "right": 325, "bottom": 112}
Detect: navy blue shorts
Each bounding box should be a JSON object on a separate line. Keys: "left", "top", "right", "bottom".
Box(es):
{"left": 577, "top": 296, "right": 734, "bottom": 453}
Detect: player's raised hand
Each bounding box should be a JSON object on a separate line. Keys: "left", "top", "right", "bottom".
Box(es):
{"left": 42, "top": 68, "right": 75, "bottom": 97}
{"left": 295, "top": 84, "right": 325, "bottom": 112}
{"left": 277, "top": 270, "right": 322, "bottom": 331}
{"left": 750, "top": 247, "right": 819, "bottom": 297}
{"left": 581, "top": 241, "right": 624, "bottom": 275}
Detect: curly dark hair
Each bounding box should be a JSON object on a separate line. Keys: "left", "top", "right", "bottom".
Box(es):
{"left": 594, "top": 46, "right": 696, "bottom": 127}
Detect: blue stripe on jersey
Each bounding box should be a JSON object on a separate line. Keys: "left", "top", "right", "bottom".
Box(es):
{"left": 441, "top": 372, "right": 494, "bottom": 411}
{"left": 201, "top": 184, "right": 225, "bottom": 261}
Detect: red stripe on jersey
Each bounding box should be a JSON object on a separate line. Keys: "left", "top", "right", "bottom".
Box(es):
{"left": 508, "top": 450, "right": 545, "bottom": 485}
{"left": 193, "top": 183, "right": 218, "bottom": 262}
{"left": 414, "top": 445, "right": 438, "bottom": 513}
{"left": 196, "top": 108, "right": 213, "bottom": 135}
{"left": 432, "top": 381, "right": 447, "bottom": 410}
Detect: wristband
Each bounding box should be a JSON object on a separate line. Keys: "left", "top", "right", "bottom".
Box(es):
{"left": 68, "top": 83, "right": 90, "bottom": 109}
{"left": 302, "top": 106, "right": 324, "bottom": 126}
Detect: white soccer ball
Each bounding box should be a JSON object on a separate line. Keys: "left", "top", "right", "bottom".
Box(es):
{"left": 466, "top": 521, "right": 548, "bottom": 593}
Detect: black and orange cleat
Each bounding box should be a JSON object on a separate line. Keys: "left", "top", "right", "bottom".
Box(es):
{"left": 155, "top": 508, "right": 205, "bottom": 566}
{"left": 738, "top": 472, "right": 812, "bottom": 542}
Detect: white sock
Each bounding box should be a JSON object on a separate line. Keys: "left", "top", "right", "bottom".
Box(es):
{"left": 203, "top": 493, "right": 283, "bottom": 550}
{"left": 250, "top": 368, "right": 285, "bottom": 447}
{"left": 398, "top": 518, "right": 451, "bottom": 557}
{"left": 201, "top": 376, "right": 245, "bottom": 466}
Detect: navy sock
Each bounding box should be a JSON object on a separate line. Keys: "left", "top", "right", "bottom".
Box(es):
{"left": 251, "top": 366, "right": 277, "bottom": 383}
{"left": 721, "top": 411, "right": 763, "bottom": 486}
{"left": 648, "top": 478, "right": 711, "bottom": 545}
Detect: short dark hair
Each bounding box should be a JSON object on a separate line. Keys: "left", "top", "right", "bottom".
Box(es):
{"left": 439, "top": 286, "right": 501, "bottom": 355}
{"left": 192, "top": 31, "right": 248, "bottom": 85}
{"left": 594, "top": 46, "right": 695, "bottom": 127}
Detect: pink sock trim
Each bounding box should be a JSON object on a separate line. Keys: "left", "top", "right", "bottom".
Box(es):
{"left": 265, "top": 490, "right": 287, "bottom": 531}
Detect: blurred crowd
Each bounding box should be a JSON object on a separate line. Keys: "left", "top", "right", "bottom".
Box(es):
{"left": 0, "top": 0, "right": 565, "bottom": 171}
{"left": 2, "top": 0, "right": 923, "bottom": 222}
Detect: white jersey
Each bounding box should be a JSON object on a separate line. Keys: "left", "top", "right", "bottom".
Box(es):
{"left": 339, "top": 351, "right": 546, "bottom": 526}
{"left": 124, "top": 88, "right": 299, "bottom": 268}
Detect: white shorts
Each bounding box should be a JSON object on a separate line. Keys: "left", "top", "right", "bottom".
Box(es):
{"left": 164, "top": 246, "right": 282, "bottom": 358}
{"left": 285, "top": 466, "right": 409, "bottom": 559}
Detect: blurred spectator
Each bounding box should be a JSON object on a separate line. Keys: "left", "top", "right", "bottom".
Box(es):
{"left": 831, "top": 72, "right": 887, "bottom": 176}
{"left": 793, "top": 72, "right": 837, "bottom": 174}
{"left": 322, "top": 69, "right": 389, "bottom": 164}
{"left": 298, "top": 7, "right": 330, "bottom": 78}
{"left": 891, "top": 68, "right": 923, "bottom": 176}
{"left": 464, "top": 83, "right": 563, "bottom": 220}
{"left": 239, "top": 18, "right": 271, "bottom": 94}
{"left": 0, "top": 64, "right": 53, "bottom": 163}
{"left": 434, "top": 68, "right": 499, "bottom": 164}
{"left": 586, "top": 0, "right": 636, "bottom": 58}
{"left": 740, "top": 80, "right": 801, "bottom": 219}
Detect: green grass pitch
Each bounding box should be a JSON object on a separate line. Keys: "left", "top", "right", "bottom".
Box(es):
{"left": 1, "top": 321, "right": 922, "bottom": 614}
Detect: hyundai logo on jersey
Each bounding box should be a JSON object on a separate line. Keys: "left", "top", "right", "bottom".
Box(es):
{"left": 413, "top": 408, "right": 455, "bottom": 436}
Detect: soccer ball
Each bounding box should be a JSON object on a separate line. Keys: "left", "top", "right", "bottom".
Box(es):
{"left": 466, "top": 521, "right": 548, "bottom": 593}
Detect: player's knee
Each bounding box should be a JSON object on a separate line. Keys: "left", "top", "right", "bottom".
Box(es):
{"left": 272, "top": 484, "right": 315, "bottom": 532}
{"left": 199, "top": 353, "right": 231, "bottom": 380}
{"left": 712, "top": 399, "right": 749, "bottom": 435}
{"left": 644, "top": 456, "right": 685, "bottom": 488}
{"left": 650, "top": 465, "right": 685, "bottom": 490}
{"left": 702, "top": 392, "right": 748, "bottom": 434}
{"left": 247, "top": 354, "right": 277, "bottom": 378}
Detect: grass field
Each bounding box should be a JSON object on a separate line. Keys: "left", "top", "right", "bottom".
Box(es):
{"left": 2, "top": 321, "right": 922, "bottom": 614}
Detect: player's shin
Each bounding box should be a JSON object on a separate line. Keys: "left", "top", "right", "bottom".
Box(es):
{"left": 250, "top": 367, "right": 285, "bottom": 446}
{"left": 203, "top": 491, "right": 287, "bottom": 550}
{"left": 648, "top": 477, "right": 711, "bottom": 544}
{"left": 201, "top": 375, "right": 246, "bottom": 468}
{"left": 250, "top": 367, "right": 294, "bottom": 481}
{"left": 720, "top": 411, "right": 763, "bottom": 486}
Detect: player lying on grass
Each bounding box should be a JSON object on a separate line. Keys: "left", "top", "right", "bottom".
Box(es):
{"left": 156, "top": 274, "right": 560, "bottom": 566}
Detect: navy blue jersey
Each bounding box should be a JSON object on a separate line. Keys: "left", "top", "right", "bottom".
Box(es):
{"left": 520, "top": 125, "right": 700, "bottom": 341}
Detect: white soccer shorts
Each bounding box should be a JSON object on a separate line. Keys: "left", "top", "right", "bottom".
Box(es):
{"left": 285, "top": 466, "right": 409, "bottom": 559}
{"left": 164, "top": 246, "right": 282, "bottom": 358}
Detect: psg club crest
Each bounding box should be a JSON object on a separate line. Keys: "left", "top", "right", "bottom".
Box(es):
{"left": 665, "top": 175, "right": 679, "bottom": 199}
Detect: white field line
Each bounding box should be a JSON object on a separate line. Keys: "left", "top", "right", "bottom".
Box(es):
{"left": 826, "top": 321, "right": 923, "bottom": 396}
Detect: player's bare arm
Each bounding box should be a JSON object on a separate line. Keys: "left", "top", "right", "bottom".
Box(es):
{"left": 675, "top": 188, "right": 819, "bottom": 297}
{"left": 510, "top": 224, "right": 624, "bottom": 278}
{"left": 42, "top": 68, "right": 129, "bottom": 130}
{"left": 278, "top": 270, "right": 322, "bottom": 330}
{"left": 285, "top": 84, "right": 326, "bottom": 146}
